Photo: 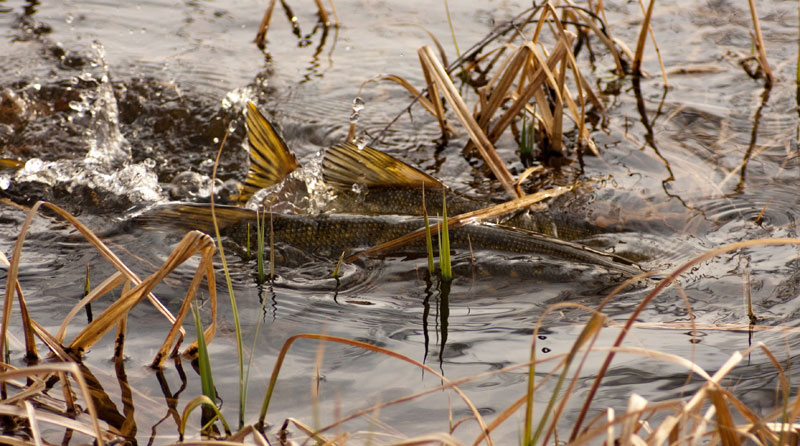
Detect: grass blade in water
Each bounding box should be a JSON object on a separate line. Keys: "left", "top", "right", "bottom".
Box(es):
{"left": 191, "top": 302, "right": 218, "bottom": 433}
{"left": 440, "top": 188, "right": 452, "bottom": 281}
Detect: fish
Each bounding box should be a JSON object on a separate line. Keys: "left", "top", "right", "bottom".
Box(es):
{"left": 238, "top": 102, "right": 616, "bottom": 241}
{"left": 137, "top": 202, "right": 644, "bottom": 277}
{"left": 135, "top": 102, "right": 647, "bottom": 276}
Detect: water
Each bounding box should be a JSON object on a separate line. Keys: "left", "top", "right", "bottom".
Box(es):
{"left": 1, "top": 0, "right": 800, "bottom": 444}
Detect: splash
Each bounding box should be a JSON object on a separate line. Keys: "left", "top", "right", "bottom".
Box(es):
{"left": 10, "top": 41, "right": 164, "bottom": 206}
{"left": 82, "top": 41, "right": 131, "bottom": 170}
{"left": 222, "top": 86, "right": 257, "bottom": 110}
{"left": 245, "top": 151, "right": 334, "bottom": 214}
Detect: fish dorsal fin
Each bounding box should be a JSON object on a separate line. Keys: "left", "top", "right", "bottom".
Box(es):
{"left": 239, "top": 102, "right": 299, "bottom": 201}
{"left": 323, "top": 142, "right": 443, "bottom": 190}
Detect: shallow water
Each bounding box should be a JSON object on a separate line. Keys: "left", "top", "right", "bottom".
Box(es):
{"left": 1, "top": 0, "right": 800, "bottom": 444}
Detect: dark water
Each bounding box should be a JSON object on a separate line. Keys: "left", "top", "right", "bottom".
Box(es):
{"left": 1, "top": 0, "right": 799, "bottom": 444}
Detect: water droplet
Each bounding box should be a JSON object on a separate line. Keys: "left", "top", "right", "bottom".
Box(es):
{"left": 351, "top": 182, "right": 365, "bottom": 194}
{"left": 25, "top": 158, "right": 43, "bottom": 172}
{"left": 0, "top": 175, "right": 9, "bottom": 190}
{"left": 213, "top": 137, "right": 220, "bottom": 144}
{"left": 199, "top": 159, "right": 216, "bottom": 170}
{"left": 91, "top": 40, "right": 106, "bottom": 59}
{"left": 143, "top": 158, "right": 156, "bottom": 169}
{"left": 355, "top": 136, "right": 367, "bottom": 151}
{"left": 68, "top": 100, "right": 85, "bottom": 112}
{"left": 352, "top": 96, "right": 365, "bottom": 112}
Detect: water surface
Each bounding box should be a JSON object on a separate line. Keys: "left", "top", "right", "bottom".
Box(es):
{"left": 1, "top": 0, "right": 799, "bottom": 444}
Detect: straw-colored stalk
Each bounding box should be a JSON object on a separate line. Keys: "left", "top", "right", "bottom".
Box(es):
{"left": 0, "top": 201, "right": 217, "bottom": 368}
{"left": 636, "top": 0, "right": 669, "bottom": 86}
{"left": 418, "top": 45, "right": 519, "bottom": 198}
{"left": 254, "top": 0, "right": 336, "bottom": 49}
{"left": 632, "top": 0, "right": 656, "bottom": 75}
{"left": 256, "top": 333, "right": 494, "bottom": 446}
{"left": 747, "top": 0, "right": 774, "bottom": 86}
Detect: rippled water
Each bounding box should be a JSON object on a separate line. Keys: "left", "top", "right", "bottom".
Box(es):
{"left": 2, "top": 0, "right": 800, "bottom": 444}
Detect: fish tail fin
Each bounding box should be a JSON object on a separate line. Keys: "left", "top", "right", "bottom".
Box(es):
{"left": 238, "top": 102, "right": 300, "bottom": 201}
{"left": 136, "top": 203, "right": 255, "bottom": 234}
{"left": 322, "top": 142, "right": 444, "bottom": 190}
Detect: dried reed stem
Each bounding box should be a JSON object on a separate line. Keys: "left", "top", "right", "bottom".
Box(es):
{"left": 747, "top": 0, "right": 774, "bottom": 86}
{"left": 254, "top": 0, "right": 278, "bottom": 49}
{"left": 632, "top": 0, "right": 656, "bottom": 75}
{"left": 418, "top": 45, "right": 519, "bottom": 197}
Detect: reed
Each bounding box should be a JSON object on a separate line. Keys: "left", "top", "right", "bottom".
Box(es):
{"left": 255, "top": 209, "right": 266, "bottom": 284}
{"left": 4, "top": 212, "right": 800, "bottom": 446}
{"left": 254, "top": 0, "right": 337, "bottom": 49}
{"left": 190, "top": 302, "right": 223, "bottom": 436}
{"left": 747, "top": 0, "right": 774, "bottom": 86}
{"left": 439, "top": 188, "right": 452, "bottom": 281}
{"left": 209, "top": 125, "right": 247, "bottom": 427}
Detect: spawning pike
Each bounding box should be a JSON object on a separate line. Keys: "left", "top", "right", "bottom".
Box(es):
{"left": 237, "top": 102, "right": 614, "bottom": 241}
{"left": 139, "top": 203, "right": 643, "bottom": 276}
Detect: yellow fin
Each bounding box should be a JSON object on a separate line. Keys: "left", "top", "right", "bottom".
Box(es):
{"left": 0, "top": 159, "right": 25, "bottom": 170}
{"left": 323, "top": 142, "right": 443, "bottom": 190}
{"left": 239, "top": 102, "right": 299, "bottom": 201}
{"left": 138, "top": 203, "right": 254, "bottom": 233}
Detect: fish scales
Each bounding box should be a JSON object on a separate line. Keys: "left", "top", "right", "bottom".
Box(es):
{"left": 164, "top": 205, "right": 641, "bottom": 275}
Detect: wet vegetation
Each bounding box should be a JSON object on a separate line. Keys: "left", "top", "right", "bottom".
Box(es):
{"left": 2, "top": 0, "right": 800, "bottom": 445}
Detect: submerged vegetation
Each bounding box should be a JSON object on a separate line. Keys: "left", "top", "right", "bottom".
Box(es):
{"left": 1, "top": 0, "right": 799, "bottom": 445}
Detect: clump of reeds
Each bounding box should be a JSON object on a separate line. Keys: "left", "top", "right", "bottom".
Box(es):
{"left": 361, "top": 2, "right": 639, "bottom": 200}
{"left": 5, "top": 231, "right": 800, "bottom": 445}
{"left": 0, "top": 201, "right": 220, "bottom": 444}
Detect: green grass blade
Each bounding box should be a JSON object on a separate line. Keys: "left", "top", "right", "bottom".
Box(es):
{"left": 179, "top": 395, "right": 231, "bottom": 440}
{"left": 440, "top": 189, "right": 452, "bottom": 281}
{"left": 332, "top": 251, "right": 345, "bottom": 278}
{"left": 246, "top": 222, "right": 251, "bottom": 258}
{"left": 526, "top": 312, "right": 605, "bottom": 446}
{"left": 521, "top": 111, "right": 534, "bottom": 160}
{"left": 256, "top": 209, "right": 266, "bottom": 284}
{"left": 191, "top": 302, "right": 216, "bottom": 403}
{"left": 269, "top": 209, "right": 275, "bottom": 281}
{"left": 208, "top": 127, "right": 246, "bottom": 429}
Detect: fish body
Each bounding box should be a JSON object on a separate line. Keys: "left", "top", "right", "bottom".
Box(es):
{"left": 139, "top": 203, "right": 643, "bottom": 276}
{"left": 142, "top": 103, "right": 646, "bottom": 275}
{"left": 240, "top": 102, "right": 613, "bottom": 241}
